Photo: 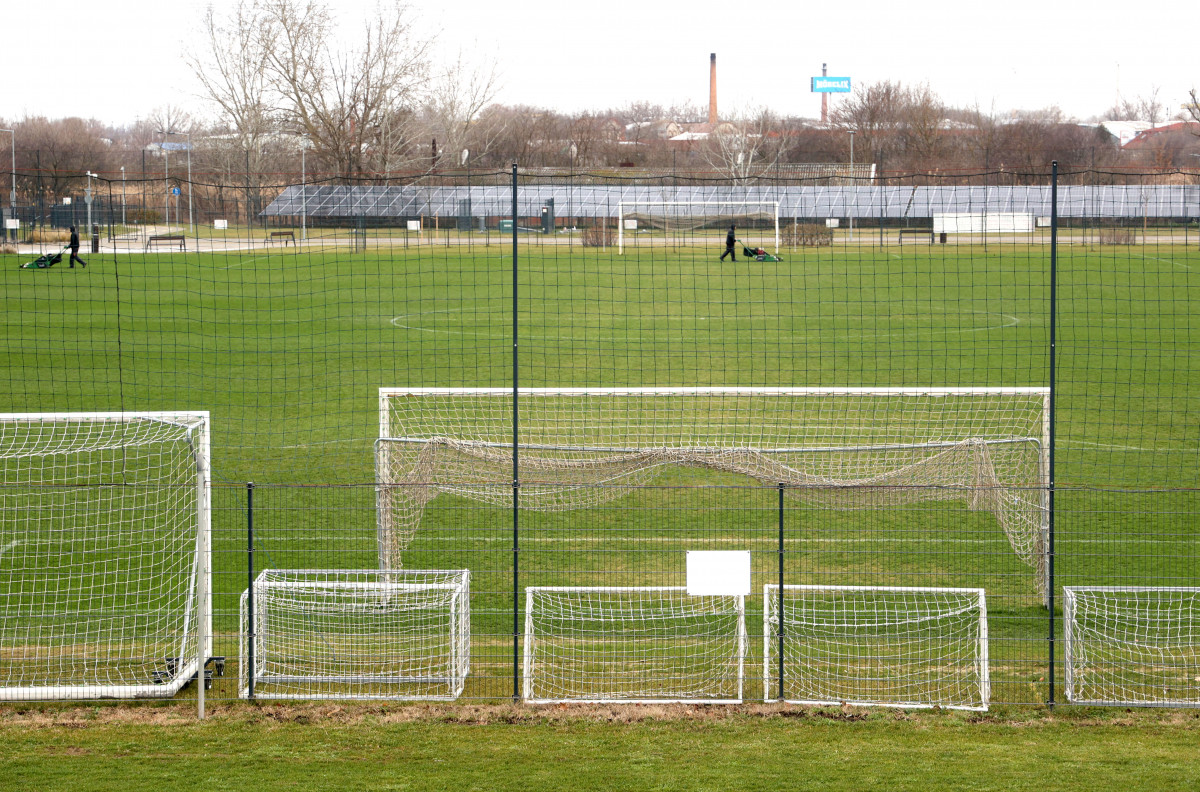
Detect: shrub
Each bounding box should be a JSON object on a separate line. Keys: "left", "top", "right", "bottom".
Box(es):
{"left": 31, "top": 229, "right": 71, "bottom": 243}
{"left": 1098, "top": 227, "right": 1137, "bottom": 245}
{"left": 582, "top": 224, "right": 614, "bottom": 248}
{"left": 785, "top": 222, "right": 833, "bottom": 247}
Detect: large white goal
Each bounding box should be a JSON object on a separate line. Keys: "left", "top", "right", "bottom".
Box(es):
{"left": 0, "top": 412, "right": 211, "bottom": 700}
{"left": 376, "top": 387, "right": 1050, "bottom": 598}
{"left": 240, "top": 569, "right": 470, "bottom": 701}
{"left": 764, "top": 584, "right": 990, "bottom": 711}
{"left": 522, "top": 586, "right": 746, "bottom": 703}
{"left": 1064, "top": 586, "right": 1200, "bottom": 707}
{"left": 617, "top": 201, "right": 780, "bottom": 254}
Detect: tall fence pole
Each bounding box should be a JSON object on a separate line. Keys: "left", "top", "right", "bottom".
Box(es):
{"left": 511, "top": 163, "right": 521, "bottom": 702}
{"left": 247, "top": 482, "right": 256, "bottom": 701}
{"left": 1048, "top": 161, "right": 1059, "bottom": 705}
{"left": 777, "top": 483, "right": 786, "bottom": 702}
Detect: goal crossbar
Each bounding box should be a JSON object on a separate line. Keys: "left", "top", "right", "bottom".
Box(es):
{"left": 377, "top": 387, "right": 1050, "bottom": 603}
{"left": 617, "top": 201, "right": 780, "bottom": 254}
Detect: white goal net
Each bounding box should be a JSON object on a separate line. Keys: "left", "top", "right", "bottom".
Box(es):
{"left": 0, "top": 412, "right": 210, "bottom": 700}
{"left": 617, "top": 201, "right": 780, "bottom": 254}
{"left": 240, "top": 569, "right": 470, "bottom": 701}
{"left": 522, "top": 586, "right": 746, "bottom": 703}
{"left": 377, "top": 388, "right": 1050, "bottom": 598}
{"left": 1064, "top": 586, "right": 1200, "bottom": 707}
{"left": 764, "top": 585, "right": 990, "bottom": 710}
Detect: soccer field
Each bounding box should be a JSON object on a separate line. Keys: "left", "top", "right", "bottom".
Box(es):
{"left": 2, "top": 236, "right": 1197, "bottom": 707}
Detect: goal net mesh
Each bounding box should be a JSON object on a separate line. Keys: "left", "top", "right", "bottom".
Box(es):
{"left": 377, "top": 389, "right": 1048, "bottom": 596}
{"left": 1064, "top": 586, "right": 1200, "bottom": 706}
{"left": 0, "top": 413, "right": 208, "bottom": 699}
{"left": 240, "top": 568, "right": 470, "bottom": 701}
{"left": 522, "top": 587, "right": 745, "bottom": 703}
{"left": 765, "top": 585, "right": 990, "bottom": 710}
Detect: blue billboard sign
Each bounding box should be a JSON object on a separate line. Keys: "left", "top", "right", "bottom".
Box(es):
{"left": 811, "top": 76, "right": 851, "bottom": 93}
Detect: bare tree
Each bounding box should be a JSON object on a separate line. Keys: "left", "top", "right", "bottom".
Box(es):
{"left": 260, "top": 0, "right": 432, "bottom": 179}
{"left": 699, "top": 108, "right": 788, "bottom": 183}
{"left": 419, "top": 49, "right": 501, "bottom": 171}
{"left": 185, "top": 1, "right": 277, "bottom": 174}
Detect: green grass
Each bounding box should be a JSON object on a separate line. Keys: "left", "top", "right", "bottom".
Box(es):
{"left": 1, "top": 238, "right": 1198, "bottom": 709}
{"left": 2, "top": 705, "right": 1200, "bottom": 791}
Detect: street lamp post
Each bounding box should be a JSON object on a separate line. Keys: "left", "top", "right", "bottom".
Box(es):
{"left": 300, "top": 139, "right": 308, "bottom": 242}
{"left": 848, "top": 130, "right": 856, "bottom": 242}
{"left": 85, "top": 171, "right": 95, "bottom": 238}
{"left": 156, "top": 128, "right": 193, "bottom": 231}
{"left": 120, "top": 166, "right": 126, "bottom": 227}
{"left": 0, "top": 128, "right": 14, "bottom": 239}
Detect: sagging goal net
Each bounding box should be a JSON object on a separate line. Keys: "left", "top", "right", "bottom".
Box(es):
{"left": 0, "top": 412, "right": 210, "bottom": 700}
{"left": 376, "top": 388, "right": 1050, "bottom": 596}
{"left": 617, "top": 201, "right": 780, "bottom": 254}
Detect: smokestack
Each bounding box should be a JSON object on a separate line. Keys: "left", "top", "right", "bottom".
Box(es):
{"left": 709, "top": 53, "right": 718, "bottom": 125}
{"left": 821, "top": 63, "right": 828, "bottom": 125}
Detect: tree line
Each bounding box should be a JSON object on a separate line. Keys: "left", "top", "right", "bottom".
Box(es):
{"left": 3, "top": 0, "right": 1199, "bottom": 203}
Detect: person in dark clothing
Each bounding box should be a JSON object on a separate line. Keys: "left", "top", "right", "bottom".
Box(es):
{"left": 719, "top": 224, "right": 737, "bottom": 261}
{"left": 68, "top": 226, "right": 87, "bottom": 268}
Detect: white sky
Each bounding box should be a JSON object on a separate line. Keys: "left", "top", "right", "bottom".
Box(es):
{"left": 4, "top": 0, "right": 1198, "bottom": 126}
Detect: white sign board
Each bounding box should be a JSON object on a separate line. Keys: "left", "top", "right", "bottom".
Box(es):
{"left": 407, "top": 220, "right": 421, "bottom": 232}
{"left": 624, "top": 219, "right": 638, "bottom": 230}
{"left": 686, "top": 550, "right": 751, "bottom": 596}
{"left": 4, "top": 218, "right": 19, "bottom": 230}
{"left": 213, "top": 219, "right": 228, "bottom": 230}
{"left": 825, "top": 218, "right": 840, "bottom": 228}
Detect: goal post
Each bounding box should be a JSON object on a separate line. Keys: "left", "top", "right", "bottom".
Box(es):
{"left": 764, "top": 584, "right": 990, "bottom": 711}
{"left": 617, "top": 201, "right": 780, "bottom": 254}
{"left": 240, "top": 569, "right": 471, "bottom": 701}
{"left": 522, "top": 586, "right": 746, "bottom": 703}
{"left": 0, "top": 412, "right": 211, "bottom": 701}
{"left": 1064, "top": 586, "right": 1200, "bottom": 707}
{"left": 377, "top": 387, "right": 1050, "bottom": 600}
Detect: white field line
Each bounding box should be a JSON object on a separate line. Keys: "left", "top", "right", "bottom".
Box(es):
{"left": 1146, "top": 256, "right": 1193, "bottom": 272}
{"left": 0, "top": 540, "right": 19, "bottom": 560}
{"left": 413, "top": 535, "right": 1197, "bottom": 546}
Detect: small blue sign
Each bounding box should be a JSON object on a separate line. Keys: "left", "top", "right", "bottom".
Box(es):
{"left": 812, "top": 76, "right": 851, "bottom": 93}
{"left": 172, "top": 187, "right": 181, "bottom": 196}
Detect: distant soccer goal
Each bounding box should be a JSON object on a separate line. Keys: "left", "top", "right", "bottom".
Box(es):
{"left": 764, "top": 585, "right": 990, "bottom": 711}
{"left": 617, "top": 201, "right": 780, "bottom": 254}
{"left": 0, "top": 412, "right": 211, "bottom": 700}
{"left": 1064, "top": 586, "right": 1200, "bottom": 707}
{"left": 376, "top": 387, "right": 1050, "bottom": 600}
{"left": 522, "top": 587, "right": 746, "bottom": 703}
{"left": 240, "top": 569, "right": 470, "bottom": 701}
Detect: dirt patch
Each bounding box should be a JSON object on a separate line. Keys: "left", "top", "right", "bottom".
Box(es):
{"left": 2, "top": 701, "right": 1199, "bottom": 730}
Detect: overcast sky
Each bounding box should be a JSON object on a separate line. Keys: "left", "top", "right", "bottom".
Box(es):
{"left": 4, "top": 0, "right": 1197, "bottom": 126}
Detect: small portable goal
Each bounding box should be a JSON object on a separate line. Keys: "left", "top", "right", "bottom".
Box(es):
{"left": 522, "top": 586, "right": 746, "bottom": 704}
{"left": 1064, "top": 586, "right": 1200, "bottom": 707}
{"left": 764, "top": 584, "right": 990, "bottom": 711}
{"left": 240, "top": 569, "right": 470, "bottom": 701}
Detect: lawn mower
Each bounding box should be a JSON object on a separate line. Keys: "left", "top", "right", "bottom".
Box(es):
{"left": 20, "top": 247, "right": 66, "bottom": 269}
{"left": 742, "top": 244, "right": 783, "bottom": 262}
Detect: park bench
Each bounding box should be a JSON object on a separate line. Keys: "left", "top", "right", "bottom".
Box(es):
{"left": 267, "top": 231, "right": 296, "bottom": 246}
{"left": 145, "top": 235, "right": 187, "bottom": 252}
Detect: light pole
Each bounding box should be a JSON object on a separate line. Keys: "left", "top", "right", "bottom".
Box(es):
{"left": 0, "top": 128, "right": 14, "bottom": 236}
{"left": 157, "top": 131, "right": 170, "bottom": 227}
{"left": 85, "top": 171, "right": 95, "bottom": 239}
{"left": 848, "top": 130, "right": 856, "bottom": 242}
{"left": 120, "top": 166, "right": 126, "bottom": 227}
{"left": 461, "top": 147, "right": 470, "bottom": 248}
{"left": 300, "top": 138, "right": 308, "bottom": 242}
{"left": 156, "top": 128, "right": 192, "bottom": 231}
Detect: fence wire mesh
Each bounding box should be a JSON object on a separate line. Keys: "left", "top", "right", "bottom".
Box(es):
{"left": 2, "top": 167, "right": 1197, "bottom": 710}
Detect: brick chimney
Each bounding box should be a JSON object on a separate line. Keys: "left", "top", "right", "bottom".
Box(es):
{"left": 709, "top": 53, "right": 718, "bottom": 125}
